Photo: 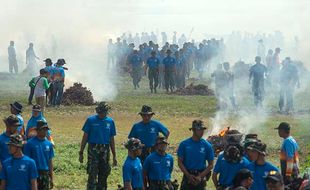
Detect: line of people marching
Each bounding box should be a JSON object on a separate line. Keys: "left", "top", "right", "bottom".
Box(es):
{"left": 0, "top": 101, "right": 307, "bottom": 190}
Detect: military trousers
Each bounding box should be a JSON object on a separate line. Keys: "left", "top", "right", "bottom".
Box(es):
{"left": 87, "top": 144, "right": 111, "bottom": 190}
{"left": 38, "top": 170, "right": 50, "bottom": 190}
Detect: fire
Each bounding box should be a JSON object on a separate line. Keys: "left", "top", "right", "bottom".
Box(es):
{"left": 219, "top": 127, "right": 230, "bottom": 137}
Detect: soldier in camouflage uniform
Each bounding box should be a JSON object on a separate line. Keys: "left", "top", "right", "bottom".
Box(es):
{"left": 79, "top": 102, "right": 117, "bottom": 190}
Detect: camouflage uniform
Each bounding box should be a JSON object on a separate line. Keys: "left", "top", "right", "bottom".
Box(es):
{"left": 87, "top": 144, "right": 111, "bottom": 190}
{"left": 180, "top": 171, "right": 207, "bottom": 190}
{"left": 149, "top": 180, "right": 174, "bottom": 190}
{"left": 38, "top": 171, "right": 50, "bottom": 190}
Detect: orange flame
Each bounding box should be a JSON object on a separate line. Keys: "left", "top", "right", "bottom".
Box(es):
{"left": 219, "top": 127, "right": 230, "bottom": 137}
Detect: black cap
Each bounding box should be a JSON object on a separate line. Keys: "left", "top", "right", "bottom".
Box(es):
{"left": 190, "top": 120, "right": 206, "bottom": 130}
{"left": 232, "top": 169, "right": 253, "bottom": 187}
{"left": 43, "top": 58, "right": 52, "bottom": 64}
{"left": 275, "top": 122, "right": 290, "bottom": 131}
{"left": 139, "top": 105, "right": 154, "bottom": 115}
{"left": 264, "top": 170, "right": 284, "bottom": 184}
{"left": 3, "top": 115, "right": 20, "bottom": 127}
{"left": 155, "top": 136, "right": 169, "bottom": 145}
{"left": 36, "top": 120, "right": 50, "bottom": 130}
{"left": 10, "top": 102, "right": 23, "bottom": 112}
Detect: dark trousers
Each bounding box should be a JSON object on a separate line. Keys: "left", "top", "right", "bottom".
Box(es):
{"left": 149, "top": 180, "right": 174, "bottom": 190}
{"left": 52, "top": 81, "right": 64, "bottom": 106}
{"left": 148, "top": 69, "right": 159, "bottom": 91}
{"left": 252, "top": 81, "right": 265, "bottom": 107}
{"left": 28, "top": 87, "right": 34, "bottom": 104}
{"left": 87, "top": 144, "right": 111, "bottom": 190}
{"left": 164, "top": 71, "right": 175, "bottom": 92}
{"left": 131, "top": 67, "right": 142, "bottom": 89}
{"left": 180, "top": 170, "right": 207, "bottom": 190}
{"left": 38, "top": 170, "right": 50, "bottom": 190}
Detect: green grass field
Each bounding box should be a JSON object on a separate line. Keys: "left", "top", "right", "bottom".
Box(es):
{"left": 0, "top": 73, "right": 309, "bottom": 189}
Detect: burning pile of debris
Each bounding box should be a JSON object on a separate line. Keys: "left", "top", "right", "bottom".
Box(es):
{"left": 174, "top": 83, "right": 214, "bottom": 96}
{"left": 207, "top": 127, "right": 244, "bottom": 156}
{"left": 62, "top": 83, "right": 95, "bottom": 106}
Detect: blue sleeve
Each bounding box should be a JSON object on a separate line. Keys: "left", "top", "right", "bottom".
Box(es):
{"left": 30, "top": 160, "right": 38, "bottom": 179}
{"left": 123, "top": 164, "right": 132, "bottom": 182}
{"left": 49, "top": 145, "right": 55, "bottom": 159}
{"left": 82, "top": 118, "right": 91, "bottom": 134}
{"left": 157, "top": 122, "right": 169, "bottom": 137}
{"left": 177, "top": 142, "right": 184, "bottom": 159}
{"left": 213, "top": 155, "right": 222, "bottom": 173}
{"left": 110, "top": 120, "right": 116, "bottom": 137}
{"left": 128, "top": 125, "right": 136, "bottom": 138}
{"left": 205, "top": 143, "right": 215, "bottom": 162}
{"left": 283, "top": 141, "right": 295, "bottom": 159}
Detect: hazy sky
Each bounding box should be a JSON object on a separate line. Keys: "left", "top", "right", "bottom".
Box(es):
{"left": 0, "top": 0, "right": 308, "bottom": 43}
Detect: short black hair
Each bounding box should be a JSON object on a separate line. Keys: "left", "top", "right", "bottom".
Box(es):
{"left": 40, "top": 69, "right": 48, "bottom": 75}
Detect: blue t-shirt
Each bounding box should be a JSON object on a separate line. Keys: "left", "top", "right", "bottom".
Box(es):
{"left": 24, "top": 137, "right": 55, "bottom": 171}
{"left": 163, "top": 56, "right": 176, "bottom": 69}
{"left": 128, "top": 120, "right": 169, "bottom": 148}
{"left": 0, "top": 156, "right": 38, "bottom": 190}
{"left": 281, "top": 136, "right": 299, "bottom": 159}
{"left": 143, "top": 152, "right": 173, "bottom": 180}
{"left": 177, "top": 138, "right": 214, "bottom": 170}
{"left": 213, "top": 153, "right": 250, "bottom": 186}
{"left": 44, "top": 65, "right": 55, "bottom": 79}
{"left": 247, "top": 162, "right": 279, "bottom": 190}
{"left": 53, "top": 66, "right": 65, "bottom": 80}
{"left": 26, "top": 113, "right": 52, "bottom": 139}
{"left": 123, "top": 156, "right": 143, "bottom": 189}
{"left": 147, "top": 57, "right": 160, "bottom": 69}
{"left": 0, "top": 133, "right": 11, "bottom": 164}
{"left": 129, "top": 54, "right": 143, "bottom": 67}
{"left": 82, "top": 115, "right": 116, "bottom": 144}
{"left": 16, "top": 114, "right": 24, "bottom": 134}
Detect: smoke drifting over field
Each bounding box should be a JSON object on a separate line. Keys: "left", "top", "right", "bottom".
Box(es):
{"left": 0, "top": 0, "right": 309, "bottom": 103}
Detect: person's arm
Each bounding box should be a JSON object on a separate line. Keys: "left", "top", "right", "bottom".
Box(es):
{"left": 0, "top": 180, "right": 6, "bottom": 190}
{"left": 178, "top": 157, "right": 195, "bottom": 184}
{"left": 31, "top": 179, "right": 38, "bottom": 190}
{"left": 49, "top": 159, "right": 54, "bottom": 189}
{"left": 79, "top": 133, "right": 88, "bottom": 163}
{"left": 198, "top": 160, "right": 214, "bottom": 179}
{"left": 43, "top": 78, "right": 50, "bottom": 89}
{"left": 212, "top": 172, "right": 219, "bottom": 188}
{"left": 110, "top": 137, "right": 117, "bottom": 166}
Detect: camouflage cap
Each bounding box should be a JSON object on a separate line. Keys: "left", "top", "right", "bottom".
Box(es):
{"left": 95, "top": 102, "right": 111, "bottom": 114}
{"left": 139, "top": 105, "right": 154, "bottom": 115}
{"left": 264, "top": 170, "right": 284, "bottom": 184}
{"left": 190, "top": 120, "right": 206, "bottom": 130}
{"left": 32, "top": 104, "right": 41, "bottom": 112}
{"left": 124, "top": 138, "right": 145, "bottom": 151}
{"left": 3, "top": 115, "right": 20, "bottom": 127}
{"left": 6, "top": 134, "right": 25, "bottom": 147}
{"left": 247, "top": 141, "right": 267, "bottom": 155}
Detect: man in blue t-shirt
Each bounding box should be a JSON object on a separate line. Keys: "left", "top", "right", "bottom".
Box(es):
{"left": 0, "top": 115, "right": 20, "bottom": 165}
{"left": 51, "top": 59, "right": 66, "bottom": 106}
{"left": 246, "top": 142, "right": 279, "bottom": 190}
{"left": 143, "top": 136, "right": 174, "bottom": 189}
{"left": 10, "top": 101, "right": 25, "bottom": 135}
{"left": 128, "top": 105, "right": 170, "bottom": 164}
{"left": 123, "top": 138, "right": 144, "bottom": 190}
{"left": 128, "top": 50, "right": 143, "bottom": 90}
{"left": 0, "top": 134, "right": 38, "bottom": 190}
{"left": 24, "top": 120, "right": 55, "bottom": 190}
{"left": 212, "top": 131, "right": 250, "bottom": 189}
{"left": 177, "top": 120, "right": 214, "bottom": 190}
{"left": 79, "top": 102, "right": 117, "bottom": 190}
{"left": 43, "top": 58, "right": 55, "bottom": 106}
{"left": 146, "top": 51, "right": 160, "bottom": 93}
{"left": 162, "top": 49, "right": 176, "bottom": 92}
